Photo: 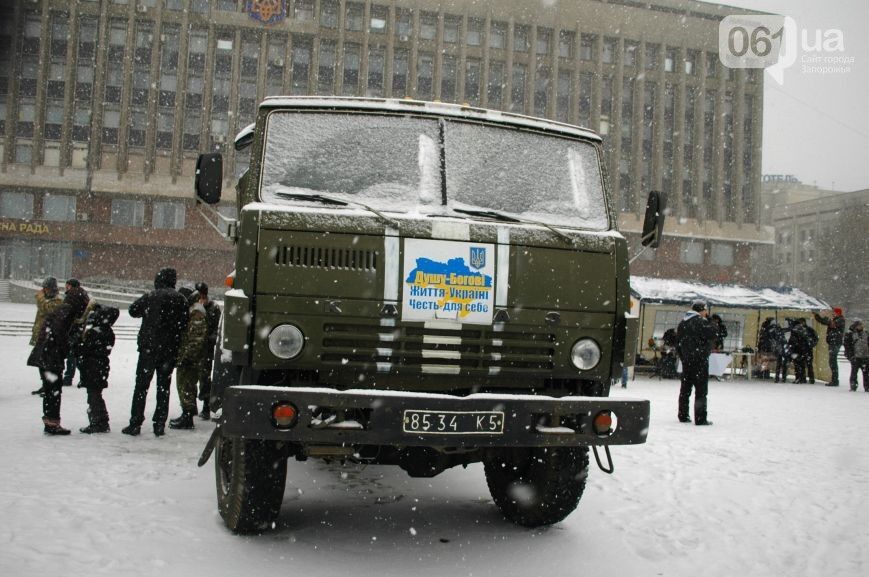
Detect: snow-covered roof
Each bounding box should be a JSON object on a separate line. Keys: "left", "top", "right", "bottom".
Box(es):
{"left": 630, "top": 276, "right": 828, "bottom": 310}
{"left": 258, "top": 96, "right": 602, "bottom": 142}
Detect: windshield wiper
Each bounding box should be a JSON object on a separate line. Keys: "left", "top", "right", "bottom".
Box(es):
{"left": 451, "top": 208, "right": 573, "bottom": 243}
{"left": 274, "top": 190, "right": 398, "bottom": 227}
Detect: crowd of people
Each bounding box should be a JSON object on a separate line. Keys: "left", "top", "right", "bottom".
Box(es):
{"left": 671, "top": 301, "right": 867, "bottom": 428}
{"left": 28, "top": 268, "right": 221, "bottom": 436}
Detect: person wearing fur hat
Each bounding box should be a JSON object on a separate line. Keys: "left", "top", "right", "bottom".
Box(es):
{"left": 814, "top": 307, "right": 847, "bottom": 386}
{"left": 74, "top": 304, "right": 120, "bottom": 433}
{"left": 676, "top": 300, "right": 718, "bottom": 426}
{"left": 26, "top": 286, "right": 90, "bottom": 435}
{"left": 122, "top": 267, "right": 189, "bottom": 437}
{"left": 29, "top": 277, "right": 63, "bottom": 396}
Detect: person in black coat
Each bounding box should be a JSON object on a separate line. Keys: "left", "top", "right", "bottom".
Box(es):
{"left": 74, "top": 304, "right": 119, "bottom": 434}
{"left": 676, "top": 300, "right": 718, "bottom": 426}
{"left": 787, "top": 319, "right": 810, "bottom": 383}
{"left": 27, "top": 286, "right": 90, "bottom": 435}
{"left": 122, "top": 268, "right": 189, "bottom": 437}
{"left": 814, "top": 307, "right": 846, "bottom": 386}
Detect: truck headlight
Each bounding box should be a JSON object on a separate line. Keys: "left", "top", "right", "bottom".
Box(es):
{"left": 570, "top": 338, "right": 601, "bottom": 370}
{"left": 268, "top": 324, "right": 305, "bottom": 359}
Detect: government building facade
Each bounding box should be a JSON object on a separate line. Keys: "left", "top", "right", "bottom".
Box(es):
{"left": 0, "top": 0, "right": 771, "bottom": 288}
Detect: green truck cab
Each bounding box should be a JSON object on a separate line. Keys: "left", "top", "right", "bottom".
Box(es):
{"left": 195, "top": 96, "right": 662, "bottom": 534}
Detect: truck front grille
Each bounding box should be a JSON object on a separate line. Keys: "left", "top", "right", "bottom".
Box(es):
{"left": 274, "top": 245, "right": 378, "bottom": 272}
{"left": 321, "top": 323, "right": 555, "bottom": 373}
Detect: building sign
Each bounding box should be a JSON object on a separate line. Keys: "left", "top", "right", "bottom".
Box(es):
{"left": 762, "top": 174, "right": 801, "bottom": 183}
{"left": 246, "top": 0, "right": 286, "bottom": 25}
{"left": 402, "top": 239, "right": 495, "bottom": 324}
{"left": 0, "top": 221, "right": 50, "bottom": 235}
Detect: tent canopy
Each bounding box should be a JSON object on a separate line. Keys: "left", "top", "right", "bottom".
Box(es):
{"left": 630, "top": 276, "right": 828, "bottom": 310}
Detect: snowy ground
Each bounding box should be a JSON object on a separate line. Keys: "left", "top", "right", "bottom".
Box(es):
{"left": 1, "top": 302, "right": 867, "bottom": 577}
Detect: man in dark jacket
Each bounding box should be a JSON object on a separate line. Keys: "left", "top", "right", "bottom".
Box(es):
{"left": 122, "top": 268, "right": 189, "bottom": 437}
{"left": 27, "top": 286, "right": 90, "bottom": 435}
{"left": 75, "top": 304, "right": 119, "bottom": 434}
{"left": 787, "top": 319, "right": 810, "bottom": 384}
{"left": 814, "top": 308, "right": 846, "bottom": 386}
{"left": 676, "top": 300, "right": 718, "bottom": 426}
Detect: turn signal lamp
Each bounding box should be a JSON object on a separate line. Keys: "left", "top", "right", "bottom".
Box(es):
{"left": 593, "top": 411, "right": 613, "bottom": 436}
{"left": 224, "top": 273, "right": 235, "bottom": 288}
{"left": 272, "top": 403, "right": 299, "bottom": 429}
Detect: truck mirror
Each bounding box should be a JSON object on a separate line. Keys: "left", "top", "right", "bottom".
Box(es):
{"left": 640, "top": 190, "right": 666, "bottom": 248}
{"left": 195, "top": 153, "right": 223, "bottom": 205}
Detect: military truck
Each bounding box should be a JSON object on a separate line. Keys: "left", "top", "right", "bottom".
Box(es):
{"left": 195, "top": 96, "right": 663, "bottom": 534}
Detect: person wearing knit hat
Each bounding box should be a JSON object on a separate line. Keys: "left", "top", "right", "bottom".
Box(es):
{"left": 843, "top": 319, "right": 868, "bottom": 392}
{"left": 814, "top": 307, "right": 847, "bottom": 386}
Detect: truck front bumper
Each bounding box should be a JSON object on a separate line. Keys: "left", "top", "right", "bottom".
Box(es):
{"left": 219, "top": 386, "right": 649, "bottom": 448}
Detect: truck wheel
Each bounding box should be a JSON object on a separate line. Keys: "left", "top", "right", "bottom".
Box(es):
{"left": 215, "top": 435, "right": 287, "bottom": 533}
{"left": 484, "top": 446, "right": 589, "bottom": 528}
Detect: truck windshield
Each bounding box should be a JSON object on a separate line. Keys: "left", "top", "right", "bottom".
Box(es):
{"left": 260, "top": 111, "right": 609, "bottom": 230}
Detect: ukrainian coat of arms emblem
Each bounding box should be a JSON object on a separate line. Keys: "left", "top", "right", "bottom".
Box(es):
{"left": 246, "top": 0, "right": 286, "bottom": 25}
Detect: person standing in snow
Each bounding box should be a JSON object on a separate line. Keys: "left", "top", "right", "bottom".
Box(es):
{"left": 800, "top": 318, "right": 819, "bottom": 384}
{"left": 814, "top": 307, "right": 847, "bottom": 386}
{"left": 676, "top": 300, "right": 718, "bottom": 426}
{"left": 26, "top": 286, "right": 90, "bottom": 435}
{"left": 74, "top": 304, "right": 119, "bottom": 434}
{"left": 169, "top": 290, "right": 208, "bottom": 430}
{"left": 122, "top": 268, "right": 189, "bottom": 437}
{"left": 773, "top": 321, "right": 790, "bottom": 383}
{"left": 843, "top": 319, "right": 868, "bottom": 392}
{"left": 788, "top": 319, "right": 810, "bottom": 384}
{"left": 62, "top": 278, "right": 94, "bottom": 388}
{"left": 29, "top": 277, "right": 63, "bottom": 396}
{"left": 709, "top": 313, "right": 728, "bottom": 352}
{"left": 195, "top": 282, "right": 221, "bottom": 420}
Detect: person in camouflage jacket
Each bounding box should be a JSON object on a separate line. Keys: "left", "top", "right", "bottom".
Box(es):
{"left": 169, "top": 292, "right": 209, "bottom": 430}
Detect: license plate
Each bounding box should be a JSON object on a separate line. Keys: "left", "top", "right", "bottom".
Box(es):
{"left": 402, "top": 410, "right": 505, "bottom": 435}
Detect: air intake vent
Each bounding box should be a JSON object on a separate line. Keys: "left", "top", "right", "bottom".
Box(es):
{"left": 274, "top": 246, "right": 379, "bottom": 271}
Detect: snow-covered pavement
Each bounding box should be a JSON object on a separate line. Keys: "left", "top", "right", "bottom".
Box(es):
{"left": 1, "top": 302, "right": 867, "bottom": 577}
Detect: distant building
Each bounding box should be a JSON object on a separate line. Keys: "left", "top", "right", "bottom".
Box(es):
{"left": 0, "top": 0, "right": 770, "bottom": 286}
{"left": 756, "top": 176, "right": 868, "bottom": 318}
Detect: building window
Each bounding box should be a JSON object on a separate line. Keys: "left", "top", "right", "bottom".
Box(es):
{"left": 416, "top": 52, "right": 434, "bottom": 100}
{"left": 624, "top": 41, "right": 638, "bottom": 67}
{"left": 536, "top": 27, "right": 552, "bottom": 55}
{"left": 441, "top": 55, "right": 457, "bottom": 102}
{"left": 0, "top": 192, "right": 34, "bottom": 219}
{"left": 291, "top": 38, "right": 311, "bottom": 95}
{"left": 370, "top": 4, "right": 388, "bottom": 34}
{"left": 556, "top": 69, "right": 571, "bottom": 123}
{"left": 534, "top": 65, "right": 550, "bottom": 117}
{"left": 102, "top": 107, "right": 120, "bottom": 145}
{"left": 487, "top": 61, "right": 504, "bottom": 108}
{"left": 345, "top": 2, "right": 364, "bottom": 32}
{"left": 580, "top": 34, "right": 596, "bottom": 61}
{"left": 294, "top": 0, "right": 314, "bottom": 21}
{"left": 465, "top": 58, "right": 481, "bottom": 106}
{"left": 467, "top": 18, "right": 483, "bottom": 46}
{"left": 711, "top": 243, "right": 735, "bottom": 266}
{"left": 489, "top": 21, "right": 507, "bottom": 50}
{"left": 342, "top": 43, "right": 361, "bottom": 95}
{"left": 366, "top": 45, "right": 385, "bottom": 97}
{"left": 602, "top": 37, "right": 618, "bottom": 64}
{"left": 510, "top": 62, "right": 526, "bottom": 113}
{"left": 419, "top": 12, "right": 437, "bottom": 41}
{"left": 320, "top": 0, "right": 338, "bottom": 29}
{"left": 317, "top": 40, "right": 336, "bottom": 95}
{"left": 645, "top": 44, "right": 660, "bottom": 70}
{"left": 395, "top": 8, "right": 412, "bottom": 39}
{"left": 392, "top": 49, "right": 409, "bottom": 97}
{"left": 706, "top": 52, "right": 717, "bottom": 77}
{"left": 665, "top": 47, "right": 678, "bottom": 72}
{"left": 513, "top": 25, "right": 529, "bottom": 53}
{"left": 558, "top": 30, "right": 575, "bottom": 59}
{"left": 43, "top": 194, "right": 76, "bottom": 222}
{"left": 111, "top": 199, "right": 145, "bottom": 227}
{"left": 443, "top": 15, "right": 461, "bottom": 44}
{"left": 152, "top": 201, "right": 186, "bottom": 230}
{"left": 680, "top": 241, "right": 705, "bottom": 264}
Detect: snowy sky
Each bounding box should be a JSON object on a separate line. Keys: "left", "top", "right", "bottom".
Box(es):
{"left": 702, "top": 0, "right": 869, "bottom": 192}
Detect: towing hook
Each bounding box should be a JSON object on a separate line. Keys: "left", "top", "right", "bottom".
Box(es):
{"left": 592, "top": 445, "right": 615, "bottom": 474}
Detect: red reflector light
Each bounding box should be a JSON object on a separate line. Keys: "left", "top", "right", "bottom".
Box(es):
{"left": 224, "top": 274, "right": 235, "bottom": 288}
{"left": 272, "top": 403, "right": 298, "bottom": 429}
{"left": 593, "top": 411, "right": 613, "bottom": 435}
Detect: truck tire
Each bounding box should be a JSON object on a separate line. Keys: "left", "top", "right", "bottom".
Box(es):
{"left": 215, "top": 435, "right": 287, "bottom": 533}
{"left": 484, "top": 446, "right": 589, "bottom": 528}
